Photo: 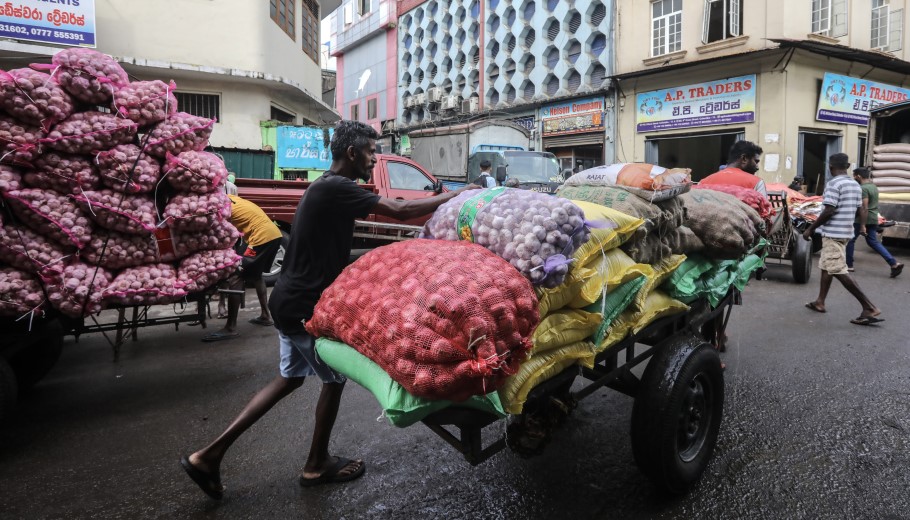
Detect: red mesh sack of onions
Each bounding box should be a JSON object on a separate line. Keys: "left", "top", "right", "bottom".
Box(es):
{"left": 162, "top": 191, "right": 230, "bottom": 232}
{"left": 41, "top": 261, "right": 112, "bottom": 318}
{"left": 3, "top": 188, "right": 93, "bottom": 248}
{"left": 0, "top": 114, "right": 43, "bottom": 167}
{"left": 0, "top": 163, "right": 23, "bottom": 193}
{"left": 164, "top": 151, "right": 228, "bottom": 194}
{"left": 23, "top": 151, "right": 99, "bottom": 194}
{"left": 421, "top": 188, "right": 592, "bottom": 288}
{"left": 31, "top": 48, "right": 128, "bottom": 104}
{"left": 176, "top": 249, "right": 241, "bottom": 293}
{"left": 144, "top": 112, "right": 214, "bottom": 158}
{"left": 72, "top": 189, "right": 157, "bottom": 235}
{"left": 157, "top": 218, "right": 241, "bottom": 262}
{"left": 0, "top": 223, "right": 73, "bottom": 274}
{"left": 307, "top": 239, "right": 539, "bottom": 401}
{"left": 0, "top": 267, "right": 45, "bottom": 318}
{"left": 41, "top": 111, "right": 138, "bottom": 155}
{"left": 94, "top": 144, "right": 161, "bottom": 194}
{"left": 80, "top": 228, "right": 160, "bottom": 269}
{"left": 114, "top": 80, "right": 177, "bottom": 128}
{"left": 0, "top": 68, "right": 74, "bottom": 131}
{"left": 102, "top": 263, "right": 187, "bottom": 306}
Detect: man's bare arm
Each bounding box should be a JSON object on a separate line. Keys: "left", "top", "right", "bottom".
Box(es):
{"left": 373, "top": 185, "right": 480, "bottom": 220}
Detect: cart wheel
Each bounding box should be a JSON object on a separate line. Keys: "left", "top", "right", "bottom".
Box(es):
{"left": 0, "top": 357, "right": 18, "bottom": 427}
{"left": 262, "top": 230, "right": 290, "bottom": 287}
{"left": 9, "top": 321, "right": 64, "bottom": 392}
{"left": 630, "top": 335, "right": 724, "bottom": 495}
{"left": 791, "top": 235, "right": 812, "bottom": 284}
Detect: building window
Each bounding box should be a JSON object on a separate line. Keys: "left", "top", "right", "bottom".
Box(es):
{"left": 652, "top": 0, "right": 682, "bottom": 57}
{"left": 872, "top": 0, "right": 890, "bottom": 49}
{"left": 813, "top": 0, "right": 848, "bottom": 37}
{"left": 702, "top": 0, "right": 741, "bottom": 44}
{"left": 857, "top": 136, "right": 868, "bottom": 167}
{"left": 175, "top": 92, "right": 220, "bottom": 120}
{"left": 367, "top": 98, "right": 377, "bottom": 120}
{"left": 301, "top": 0, "right": 320, "bottom": 63}
{"left": 270, "top": 0, "right": 296, "bottom": 39}
{"left": 271, "top": 105, "right": 296, "bottom": 123}
{"left": 387, "top": 162, "right": 434, "bottom": 190}
{"left": 358, "top": 0, "right": 371, "bottom": 16}
{"left": 351, "top": 103, "right": 360, "bottom": 121}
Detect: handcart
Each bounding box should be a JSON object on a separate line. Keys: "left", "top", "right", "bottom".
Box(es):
{"left": 758, "top": 191, "right": 813, "bottom": 283}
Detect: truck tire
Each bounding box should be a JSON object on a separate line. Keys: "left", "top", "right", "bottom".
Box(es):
{"left": 9, "top": 323, "right": 64, "bottom": 392}
{"left": 262, "top": 230, "right": 290, "bottom": 287}
{"left": 630, "top": 336, "right": 724, "bottom": 495}
{"left": 791, "top": 235, "right": 812, "bottom": 284}
{"left": 0, "top": 357, "right": 17, "bottom": 426}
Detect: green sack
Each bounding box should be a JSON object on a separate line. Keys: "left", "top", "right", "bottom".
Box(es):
{"left": 315, "top": 338, "right": 506, "bottom": 427}
{"left": 583, "top": 275, "right": 647, "bottom": 345}
{"left": 732, "top": 253, "right": 765, "bottom": 290}
{"left": 662, "top": 254, "right": 715, "bottom": 301}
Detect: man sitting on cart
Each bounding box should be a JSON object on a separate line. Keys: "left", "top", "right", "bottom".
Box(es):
{"left": 700, "top": 140, "right": 768, "bottom": 196}
{"left": 181, "top": 121, "right": 480, "bottom": 499}
{"left": 202, "top": 195, "right": 282, "bottom": 342}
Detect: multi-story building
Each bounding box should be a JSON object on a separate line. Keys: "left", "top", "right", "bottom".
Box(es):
{"left": 0, "top": 0, "right": 340, "bottom": 176}
{"left": 614, "top": 0, "right": 910, "bottom": 193}
{"left": 332, "top": 0, "right": 617, "bottom": 170}
{"left": 327, "top": 0, "right": 401, "bottom": 151}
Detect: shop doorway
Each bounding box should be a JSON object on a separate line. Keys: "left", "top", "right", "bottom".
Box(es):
{"left": 549, "top": 144, "right": 604, "bottom": 175}
{"left": 799, "top": 131, "right": 842, "bottom": 195}
{"left": 644, "top": 130, "right": 743, "bottom": 181}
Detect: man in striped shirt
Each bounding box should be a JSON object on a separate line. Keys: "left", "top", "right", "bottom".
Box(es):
{"left": 803, "top": 153, "right": 882, "bottom": 325}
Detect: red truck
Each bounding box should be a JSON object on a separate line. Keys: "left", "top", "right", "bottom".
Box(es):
{"left": 237, "top": 154, "right": 449, "bottom": 284}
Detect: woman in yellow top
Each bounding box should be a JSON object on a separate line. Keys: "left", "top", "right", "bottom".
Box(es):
{"left": 203, "top": 195, "right": 282, "bottom": 341}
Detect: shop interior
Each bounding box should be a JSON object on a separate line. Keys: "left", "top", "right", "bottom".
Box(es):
{"left": 646, "top": 131, "right": 741, "bottom": 180}
{"left": 550, "top": 144, "right": 604, "bottom": 175}
{"left": 799, "top": 132, "right": 841, "bottom": 195}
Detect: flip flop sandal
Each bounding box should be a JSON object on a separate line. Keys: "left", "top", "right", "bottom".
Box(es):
{"left": 850, "top": 316, "right": 885, "bottom": 326}
{"left": 180, "top": 456, "right": 224, "bottom": 500}
{"left": 248, "top": 317, "right": 274, "bottom": 326}
{"left": 299, "top": 457, "right": 366, "bottom": 488}
{"left": 202, "top": 331, "right": 240, "bottom": 342}
{"left": 805, "top": 302, "right": 826, "bottom": 313}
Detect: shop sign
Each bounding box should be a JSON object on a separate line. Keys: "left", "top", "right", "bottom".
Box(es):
{"left": 399, "top": 134, "right": 412, "bottom": 156}
{"left": 635, "top": 75, "right": 756, "bottom": 133}
{"left": 276, "top": 126, "right": 333, "bottom": 170}
{"left": 510, "top": 116, "right": 536, "bottom": 132}
{"left": 0, "top": 0, "right": 96, "bottom": 47}
{"left": 816, "top": 72, "right": 910, "bottom": 126}
{"left": 540, "top": 96, "right": 605, "bottom": 136}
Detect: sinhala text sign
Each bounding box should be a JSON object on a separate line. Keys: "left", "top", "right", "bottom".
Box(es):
{"left": 636, "top": 75, "right": 756, "bottom": 132}
{"left": 540, "top": 96, "right": 605, "bottom": 136}
{"left": 276, "top": 126, "right": 333, "bottom": 170}
{"left": 816, "top": 72, "right": 910, "bottom": 126}
{"left": 0, "top": 0, "right": 96, "bottom": 47}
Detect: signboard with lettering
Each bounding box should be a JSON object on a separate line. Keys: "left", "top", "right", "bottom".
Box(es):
{"left": 0, "top": 0, "right": 96, "bottom": 47}
{"left": 276, "top": 126, "right": 333, "bottom": 170}
{"left": 540, "top": 96, "right": 605, "bottom": 136}
{"left": 816, "top": 72, "right": 910, "bottom": 126}
{"left": 635, "top": 75, "right": 756, "bottom": 133}
{"left": 510, "top": 115, "right": 536, "bottom": 133}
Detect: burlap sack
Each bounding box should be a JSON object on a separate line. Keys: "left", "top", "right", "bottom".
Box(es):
{"left": 668, "top": 225, "right": 705, "bottom": 254}
{"left": 680, "top": 190, "right": 762, "bottom": 259}
{"left": 621, "top": 233, "right": 673, "bottom": 264}
{"left": 556, "top": 185, "right": 684, "bottom": 237}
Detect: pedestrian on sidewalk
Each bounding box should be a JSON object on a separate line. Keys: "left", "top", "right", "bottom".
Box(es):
{"left": 847, "top": 167, "right": 903, "bottom": 278}
{"left": 181, "top": 121, "right": 481, "bottom": 499}
{"left": 803, "top": 153, "right": 883, "bottom": 325}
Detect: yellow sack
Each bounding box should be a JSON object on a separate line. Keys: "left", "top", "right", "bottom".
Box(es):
{"left": 536, "top": 268, "right": 591, "bottom": 316}
{"left": 499, "top": 341, "right": 596, "bottom": 415}
{"left": 630, "top": 290, "right": 689, "bottom": 334}
{"left": 571, "top": 249, "right": 654, "bottom": 308}
{"left": 531, "top": 309, "right": 602, "bottom": 354}
{"left": 596, "top": 310, "right": 636, "bottom": 353}
{"left": 570, "top": 200, "right": 645, "bottom": 265}
{"left": 635, "top": 254, "right": 686, "bottom": 310}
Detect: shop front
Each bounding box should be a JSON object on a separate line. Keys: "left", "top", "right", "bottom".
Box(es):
{"left": 540, "top": 96, "right": 607, "bottom": 175}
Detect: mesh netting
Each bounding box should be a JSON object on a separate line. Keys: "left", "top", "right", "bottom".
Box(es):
{"left": 307, "top": 239, "right": 539, "bottom": 402}
{"left": 0, "top": 266, "right": 44, "bottom": 317}
{"left": 4, "top": 188, "right": 93, "bottom": 248}
{"left": 24, "top": 151, "right": 99, "bottom": 194}
{"left": 680, "top": 190, "right": 763, "bottom": 259}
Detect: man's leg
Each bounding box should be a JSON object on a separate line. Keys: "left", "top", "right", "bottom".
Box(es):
{"left": 832, "top": 273, "right": 880, "bottom": 317}
{"left": 846, "top": 224, "right": 860, "bottom": 269}
{"left": 250, "top": 278, "right": 273, "bottom": 324}
{"left": 203, "top": 275, "right": 243, "bottom": 340}
{"left": 301, "top": 382, "right": 362, "bottom": 480}
{"left": 864, "top": 225, "right": 900, "bottom": 267}
{"left": 189, "top": 375, "right": 304, "bottom": 475}
{"left": 810, "top": 270, "right": 834, "bottom": 311}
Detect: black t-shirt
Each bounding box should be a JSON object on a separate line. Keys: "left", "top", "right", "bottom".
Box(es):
{"left": 268, "top": 172, "right": 380, "bottom": 334}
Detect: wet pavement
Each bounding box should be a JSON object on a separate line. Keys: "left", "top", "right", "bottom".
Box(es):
{"left": 1, "top": 244, "right": 909, "bottom": 519}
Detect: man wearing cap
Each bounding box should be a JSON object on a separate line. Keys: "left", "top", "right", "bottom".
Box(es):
{"left": 224, "top": 173, "right": 238, "bottom": 195}
{"left": 476, "top": 160, "right": 497, "bottom": 188}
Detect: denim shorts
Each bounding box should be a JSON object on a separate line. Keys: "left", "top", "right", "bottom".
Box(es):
{"left": 278, "top": 330, "right": 346, "bottom": 383}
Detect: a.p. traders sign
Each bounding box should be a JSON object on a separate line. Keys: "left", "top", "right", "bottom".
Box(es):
{"left": 635, "top": 75, "right": 756, "bottom": 132}
{"left": 540, "top": 96, "right": 605, "bottom": 136}
{"left": 816, "top": 72, "right": 910, "bottom": 126}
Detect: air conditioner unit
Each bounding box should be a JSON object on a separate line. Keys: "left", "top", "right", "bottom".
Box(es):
{"left": 415, "top": 92, "right": 427, "bottom": 105}
{"left": 442, "top": 95, "right": 460, "bottom": 110}
{"left": 427, "top": 88, "right": 443, "bottom": 103}
{"left": 461, "top": 97, "right": 479, "bottom": 113}
{"left": 404, "top": 95, "right": 416, "bottom": 108}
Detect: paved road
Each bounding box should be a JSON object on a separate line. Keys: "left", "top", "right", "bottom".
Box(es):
{"left": 1, "top": 244, "right": 908, "bottom": 520}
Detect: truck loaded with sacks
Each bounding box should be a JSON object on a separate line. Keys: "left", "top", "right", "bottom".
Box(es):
{"left": 305, "top": 162, "right": 770, "bottom": 494}
{"left": 0, "top": 49, "right": 248, "bottom": 423}
{"left": 865, "top": 101, "right": 910, "bottom": 240}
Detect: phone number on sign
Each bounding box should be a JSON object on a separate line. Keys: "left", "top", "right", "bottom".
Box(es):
{"left": 0, "top": 24, "right": 84, "bottom": 40}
